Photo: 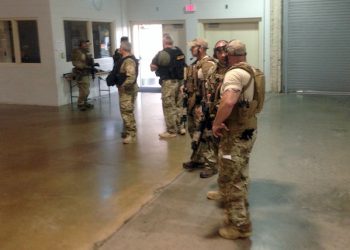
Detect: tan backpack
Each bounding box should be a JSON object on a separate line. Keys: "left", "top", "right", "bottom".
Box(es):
{"left": 229, "top": 62, "right": 265, "bottom": 113}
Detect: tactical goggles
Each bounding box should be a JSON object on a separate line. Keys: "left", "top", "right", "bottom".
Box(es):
{"left": 214, "top": 46, "right": 226, "bottom": 53}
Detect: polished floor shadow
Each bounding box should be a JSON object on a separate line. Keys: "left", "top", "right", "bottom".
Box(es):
{"left": 0, "top": 93, "right": 190, "bottom": 250}
{"left": 0, "top": 93, "right": 349, "bottom": 250}
{"left": 97, "top": 94, "right": 350, "bottom": 250}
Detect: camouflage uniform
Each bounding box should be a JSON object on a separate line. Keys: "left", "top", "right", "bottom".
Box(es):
{"left": 152, "top": 47, "right": 185, "bottom": 135}
{"left": 161, "top": 79, "right": 181, "bottom": 134}
{"left": 202, "top": 61, "right": 229, "bottom": 172}
{"left": 185, "top": 56, "right": 216, "bottom": 164}
{"left": 175, "top": 80, "right": 186, "bottom": 133}
{"left": 218, "top": 65, "right": 258, "bottom": 234}
{"left": 71, "top": 48, "right": 92, "bottom": 107}
{"left": 118, "top": 57, "right": 139, "bottom": 139}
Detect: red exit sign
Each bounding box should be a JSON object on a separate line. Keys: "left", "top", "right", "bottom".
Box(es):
{"left": 184, "top": 4, "right": 196, "bottom": 13}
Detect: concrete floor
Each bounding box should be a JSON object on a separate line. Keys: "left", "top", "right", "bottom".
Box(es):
{"left": 0, "top": 93, "right": 349, "bottom": 250}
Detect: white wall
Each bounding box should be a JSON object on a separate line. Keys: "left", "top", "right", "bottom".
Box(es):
{"left": 125, "top": 0, "right": 271, "bottom": 92}
{"left": 49, "top": 0, "right": 126, "bottom": 106}
{"left": 0, "top": 0, "right": 272, "bottom": 106}
{"left": 0, "top": 0, "right": 128, "bottom": 106}
{"left": 0, "top": 0, "right": 57, "bottom": 106}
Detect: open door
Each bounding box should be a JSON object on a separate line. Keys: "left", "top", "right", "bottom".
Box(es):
{"left": 132, "top": 23, "right": 186, "bottom": 92}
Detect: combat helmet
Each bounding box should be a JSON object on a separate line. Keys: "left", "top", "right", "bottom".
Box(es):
{"left": 157, "top": 50, "right": 171, "bottom": 66}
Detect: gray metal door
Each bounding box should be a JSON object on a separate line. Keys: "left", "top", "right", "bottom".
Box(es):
{"left": 283, "top": 0, "right": 350, "bottom": 94}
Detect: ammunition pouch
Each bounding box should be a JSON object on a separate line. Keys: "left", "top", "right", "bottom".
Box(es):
{"left": 225, "top": 103, "right": 258, "bottom": 136}
{"left": 185, "top": 78, "right": 195, "bottom": 93}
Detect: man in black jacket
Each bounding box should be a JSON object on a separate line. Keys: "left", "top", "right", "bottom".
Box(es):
{"left": 150, "top": 33, "right": 186, "bottom": 139}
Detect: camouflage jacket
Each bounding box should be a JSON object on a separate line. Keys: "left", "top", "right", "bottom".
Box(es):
{"left": 119, "top": 57, "right": 138, "bottom": 89}
{"left": 207, "top": 61, "right": 228, "bottom": 104}
{"left": 185, "top": 55, "right": 216, "bottom": 96}
{"left": 72, "top": 48, "right": 93, "bottom": 76}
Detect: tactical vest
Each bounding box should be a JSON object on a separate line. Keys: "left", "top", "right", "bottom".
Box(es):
{"left": 207, "top": 62, "right": 228, "bottom": 117}
{"left": 185, "top": 57, "right": 216, "bottom": 110}
{"left": 156, "top": 47, "right": 185, "bottom": 81}
{"left": 224, "top": 62, "right": 265, "bottom": 134}
{"left": 207, "top": 62, "right": 227, "bottom": 97}
{"left": 72, "top": 48, "right": 93, "bottom": 76}
{"left": 115, "top": 55, "right": 139, "bottom": 86}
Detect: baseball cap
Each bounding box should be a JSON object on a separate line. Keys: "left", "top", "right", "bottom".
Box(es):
{"left": 226, "top": 40, "right": 246, "bottom": 56}
{"left": 187, "top": 38, "right": 208, "bottom": 49}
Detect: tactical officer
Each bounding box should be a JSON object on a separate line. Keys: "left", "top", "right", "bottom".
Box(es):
{"left": 210, "top": 40, "right": 264, "bottom": 239}
{"left": 198, "top": 40, "right": 229, "bottom": 178}
{"left": 150, "top": 33, "right": 186, "bottom": 138}
{"left": 113, "top": 36, "right": 129, "bottom": 65}
{"left": 117, "top": 41, "right": 139, "bottom": 144}
{"left": 71, "top": 40, "right": 95, "bottom": 111}
{"left": 182, "top": 38, "right": 216, "bottom": 170}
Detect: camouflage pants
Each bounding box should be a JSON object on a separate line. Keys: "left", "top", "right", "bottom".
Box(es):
{"left": 77, "top": 75, "right": 90, "bottom": 105}
{"left": 187, "top": 112, "right": 196, "bottom": 139}
{"left": 187, "top": 111, "right": 203, "bottom": 163}
{"left": 161, "top": 79, "right": 180, "bottom": 134}
{"left": 175, "top": 83, "right": 186, "bottom": 131}
{"left": 118, "top": 84, "right": 138, "bottom": 137}
{"left": 192, "top": 132, "right": 218, "bottom": 167}
{"left": 203, "top": 133, "right": 219, "bottom": 168}
{"left": 218, "top": 130, "right": 257, "bottom": 231}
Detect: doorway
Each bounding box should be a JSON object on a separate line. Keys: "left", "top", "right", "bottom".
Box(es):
{"left": 132, "top": 23, "right": 186, "bottom": 92}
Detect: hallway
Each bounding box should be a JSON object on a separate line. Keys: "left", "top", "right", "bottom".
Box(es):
{"left": 0, "top": 93, "right": 349, "bottom": 250}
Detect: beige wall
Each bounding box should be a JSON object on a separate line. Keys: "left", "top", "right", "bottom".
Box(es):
{"left": 270, "top": 0, "right": 282, "bottom": 93}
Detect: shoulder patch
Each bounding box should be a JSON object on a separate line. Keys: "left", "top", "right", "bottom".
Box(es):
{"left": 176, "top": 55, "right": 185, "bottom": 60}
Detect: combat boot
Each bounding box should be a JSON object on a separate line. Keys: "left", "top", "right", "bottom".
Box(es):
{"left": 199, "top": 166, "right": 218, "bottom": 178}
{"left": 159, "top": 131, "right": 177, "bottom": 139}
{"left": 218, "top": 226, "right": 251, "bottom": 240}
{"left": 179, "top": 128, "right": 186, "bottom": 135}
{"left": 182, "top": 161, "right": 204, "bottom": 170}
{"left": 84, "top": 102, "right": 94, "bottom": 109}
{"left": 206, "top": 191, "right": 222, "bottom": 200}
{"left": 78, "top": 104, "right": 87, "bottom": 111}
{"left": 123, "top": 135, "right": 136, "bottom": 144}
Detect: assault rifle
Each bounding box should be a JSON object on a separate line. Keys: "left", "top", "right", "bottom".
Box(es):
{"left": 87, "top": 57, "right": 99, "bottom": 80}
{"left": 191, "top": 100, "right": 212, "bottom": 152}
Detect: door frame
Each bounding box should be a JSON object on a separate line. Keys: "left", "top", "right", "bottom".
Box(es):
{"left": 130, "top": 20, "right": 186, "bottom": 92}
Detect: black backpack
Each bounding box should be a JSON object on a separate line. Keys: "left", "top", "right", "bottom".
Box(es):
{"left": 164, "top": 47, "right": 186, "bottom": 80}
{"left": 106, "top": 55, "right": 139, "bottom": 87}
